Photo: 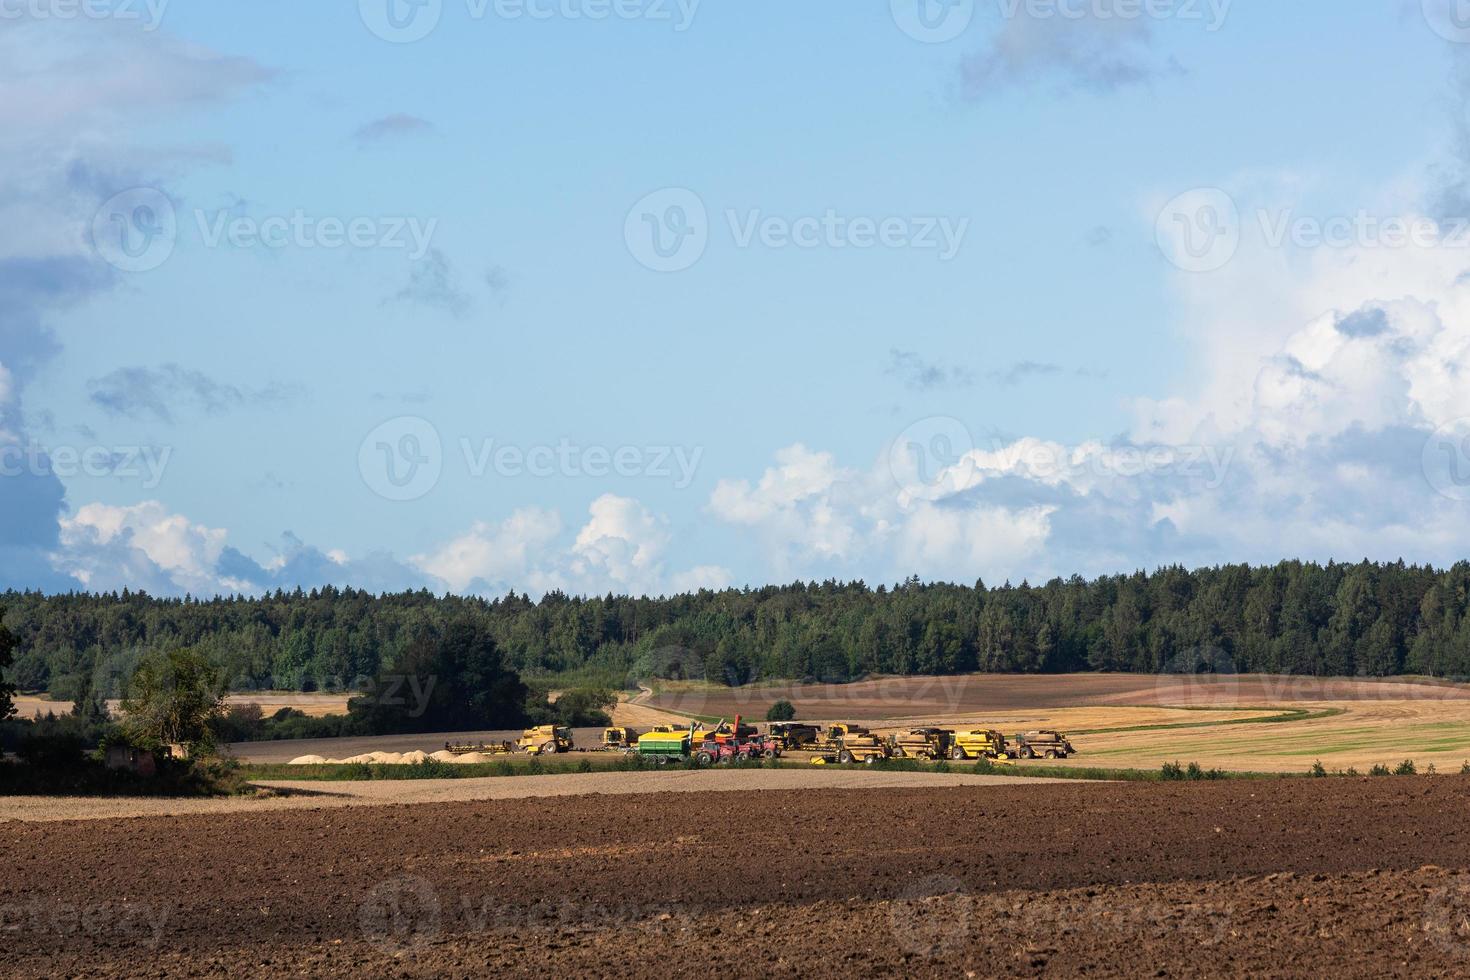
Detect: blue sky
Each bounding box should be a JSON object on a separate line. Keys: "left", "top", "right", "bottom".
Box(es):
{"left": 7, "top": 1, "right": 1470, "bottom": 596}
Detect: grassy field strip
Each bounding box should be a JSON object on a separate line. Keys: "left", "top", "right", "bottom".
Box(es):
{"left": 1070, "top": 706, "right": 1344, "bottom": 735}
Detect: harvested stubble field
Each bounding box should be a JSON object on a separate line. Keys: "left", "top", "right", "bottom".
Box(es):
{"left": 648, "top": 673, "right": 1470, "bottom": 774}
{"left": 8, "top": 776, "right": 1470, "bottom": 977}
{"left": 16, "top": 691, "right": 352, "bottom": 721}
{"left": 228, "top": 674, "right": 1470, "bottom": 774}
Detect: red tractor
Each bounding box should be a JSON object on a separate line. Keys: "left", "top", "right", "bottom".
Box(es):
{"left": 692, "top": 715, "right": 782, "bottom": 765}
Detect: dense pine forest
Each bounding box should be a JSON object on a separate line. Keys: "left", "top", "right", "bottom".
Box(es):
{"left": 6, "top": 559, "right": 1470, "bottom": 701}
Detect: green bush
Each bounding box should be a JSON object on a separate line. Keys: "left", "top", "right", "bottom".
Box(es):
{"left": 1370, "top": 764, "right": 1391, "bottom": 776}
{"left": 1310, "top": 760, "right": 1327, "bottom": 778}
{"left": 1394, "top": 760, "right": 1417, "bottom": 776}
{"left": 765, "top": 700, "right": 796, "bottom": 722}
{"left": 1161, "top": 761, "right": 1224, "bottom": 781}
{"left": 16, "top": 732, "right": 87, "bottom": 769}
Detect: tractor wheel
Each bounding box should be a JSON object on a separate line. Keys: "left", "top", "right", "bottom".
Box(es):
{"left": 951, "top": 746, "right": 967, "bottom": 760}
{"left": 838, "top": 750, "right": 854, "bottom": 765}
{"left": 1044, "top": 749, "right": 1058, "bottom": 759}
{"left": 696, "top": 752, "right": 714, "bottom": 766}
{"left": 1021, "top": 747, "right": 1035, "bottom": 760}
{"left": 864, "top": 755, "right": 878, "bottom": 765}
{"left": 891, "top": 748, "right": 905, "bottom": 759}
{"left": 542, "top": 742, "right": 557, "bottom": 755}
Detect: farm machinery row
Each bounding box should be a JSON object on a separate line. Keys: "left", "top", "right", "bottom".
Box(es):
{"left": 619, "top": 716, "right": 784, "bottom": 766}
{"left": 799, "top": 724, "right": 1075, "bottom": 765}
{"left": 605, "top": 719, "right": 1075, "bottom": 766}
{"left": 442, "top": 719, "right": 1074, "bottom": 767}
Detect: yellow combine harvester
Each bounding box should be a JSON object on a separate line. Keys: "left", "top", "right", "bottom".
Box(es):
{"left": 1014, "top": 730, "right": 1075, "bottom": 759}
{"left": 602, "top": 726, "right": 639, "bottom": 750}
{"left": 516, "top": 725, "right": 574, "bottom": 755}
{"left": 947, "top": 730, "right": 1011, "bottom": 761}
{"left": 808, "top": 724, "right": 890, "bottom": 765}
{"left": 810, "top": 723, "right": 861, "bottom": 754}
{"left": 889, "top": 728, "right": 954, "bottom": 760}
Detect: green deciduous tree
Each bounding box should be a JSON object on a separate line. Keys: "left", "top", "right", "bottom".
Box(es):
{"left": 120, "top": 647, "right": 226, "bottom": 752}
{"left": 0, "top": 610, "right": 16, "bottom": 721}
{"left": 766, "top": 699, "right": 796, "bottom": 721}
{"left": 348, "top": 618, "right": 529, "bottom": 734}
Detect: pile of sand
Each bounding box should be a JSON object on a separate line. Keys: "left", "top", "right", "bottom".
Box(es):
{"left": 285, "top": 750, "right": 506, "bottom": 765}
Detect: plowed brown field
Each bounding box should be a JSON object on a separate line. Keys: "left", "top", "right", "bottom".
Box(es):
{"left": 9, "top": 777, "right": 1470, "bottom": 976}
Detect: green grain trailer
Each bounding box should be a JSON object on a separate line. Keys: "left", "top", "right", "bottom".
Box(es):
{"left": 635, "top": 731, "right": 691, "bottom": 765}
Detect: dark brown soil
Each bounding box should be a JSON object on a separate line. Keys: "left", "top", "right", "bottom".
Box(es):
{"left": 8, "top": 777, "right": 1470, "bottom": 976}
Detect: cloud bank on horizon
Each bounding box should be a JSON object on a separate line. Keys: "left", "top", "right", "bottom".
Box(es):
{"left": 7, "top": 4, "right": 1470, "bottom": 598}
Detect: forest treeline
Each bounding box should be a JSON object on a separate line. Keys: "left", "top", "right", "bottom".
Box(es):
{"left": 7, "top": 559, "right": 1470, "bottom": 700}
